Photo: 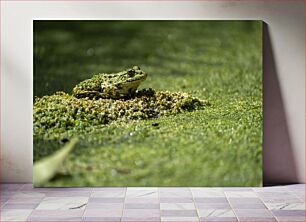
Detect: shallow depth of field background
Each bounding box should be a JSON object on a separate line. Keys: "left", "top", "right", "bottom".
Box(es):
{"left": 34, "top": 21, "right": 262, "bottom": 186}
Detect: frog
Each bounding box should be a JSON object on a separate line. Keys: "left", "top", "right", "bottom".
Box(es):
{"left": 72, "top": 66, "right": 147, "bottom": 99}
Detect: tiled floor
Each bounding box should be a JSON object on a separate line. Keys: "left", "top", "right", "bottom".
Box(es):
{"left": 0, "top": 184, "right": 304, "bottom": 222}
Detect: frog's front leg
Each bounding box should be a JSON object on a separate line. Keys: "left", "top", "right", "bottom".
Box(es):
{"left": 101, "top": 85, "right": 122, "bottom": 99}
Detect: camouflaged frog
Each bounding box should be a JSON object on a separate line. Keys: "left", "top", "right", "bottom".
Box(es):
{"left": 73, "top": 66, "right": 147, "bottom": 99}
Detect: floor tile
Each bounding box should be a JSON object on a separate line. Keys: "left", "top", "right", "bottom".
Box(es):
{"left": 276, "top": 218, "right": 306, "bottom": 222}
{"left": 265, "top": 202, "right": 305, "bottom": 210}
{"left": 159, "top": 188, "right": 192, "bottom": 198}
{"left": 261, "top": 197, "right": 302, "bottom": 204}
{"left": 160, "top": 197, "right": 194, "bottom": 203}
{"left": 91, "top": 189, "right": 125, "bottom": 198}
{"left": 191, "top": 188, "right": 225, "bottom": 198}
{"left": 91, "top": 187, "right": 126, "bottom": 192}
{"left": 21, "top": 185, "right": 65, "bottom": 192}
{"left": 43, "top": 187, "right": 92, "bottom": 192}
{"left": 227, "top": 198, "right": 262, "bottom": 204}
{"left": 198, "top": 209, "right": 235, "bottom": 217}
{"left": 27, "top": 217, "right": 83, "bottom": 221}
{"left": 89, "top": 197, "right": 125, "bottom": 203}
{"left": 125, "top": 203, "right": 160, "bottom": 209}
{"left": 253, "top": 186, "right": 290, "bottom": 193}
{"left": 237, "top": 218, "right": 277, "bottom": 222}
{"left": 1, "top": 184, "right": 24, "bottom": 191}
{"left": 126, "top": 188, "right": 158, "bottom": 198}
{"left": 125, "top": 197, "right": 159, "bottom": 203}
{"left": 230, "top": 202, "right": 266, "bottom": 209}
{"left": 160, "top": 203, "right": 196, "bottom": 210}
{"left": 2, "top": 203, "right": 39, "bottom": 209}
{"left": 256, "top": 192, "right": 292, "bottom": 197}
{"left": 257, "top": 192, "right": 300, "bottom": 203}
{"left": 86, "top": 202, "right": 123, "bottom": 209}
{"left": 83, "top": 217, "right": 121, "bottom": 222}
{"left": 36, "top": 196, "right": 88, "bottom": 210}
{"left": 223, "top": 188, "right": 253, "bottom": 192}
{"left": 196, "top": 203, "right": 231, "bottom": 209}
{"left": 29, "top": 209, "right": 84, "bottom": 217}
{"left": 122, "top": 209, "right": 160, "bottom": 217}
{"left": 1, "top": 209, "right": 32, "bottom": 221}
{"left": 1, "top": 202, "right": 7, "bottom": 208}
{"left": 10, "top": 191, "right": 45, "bottom": 199}
{"left": 127, "top": 187, "right": 158, "bottom": 191}
{"left": 285, "top": 184, "right": 305, "bottom": 190}
{"left": 161, "top": 210, "right": 198, "bottom": 217}
{"left": 200, "top": 217, "right": 238, "bottom": 222}
{"left": 271, "top": 209, "right": 305, "bottom": 217}
{"left": 1, "top": 190, "right": 15, "bottom": 196}
{"left": 162, "top": 216, "right": 199, "bottom": 222}
{"left": 83, "top": 208, "right": 123, "bottom": 217}
{"left": 291, "top": 191, "right": 305, "bottom": 201}
{"left": 1, "top": 183, "right": 306, "bottom": 222}
{"left": 1, "top": 196, "right": 10, "bottom": 204}
{"left": 20, "top": 184, "right": 35, "bottom": 191}
{"left": 225, "top": 191, "right": 258, "bottom": 198}
{"left": 234, "top": 209, "right": 274, "bottom": 218}
{"left": 122, "top": 217, "right": 161, "bottom": 222}
{"left": 7, "top": 197, "right": 44, "bottom": 204}
{"left": 195, "top": 197, "right": 228, "bottom": 203}
{"left": 159, "top": 188, "right": 190, "bottom": 192}
{"left": 45, "top": 191, "right": 91, "bottom": 197}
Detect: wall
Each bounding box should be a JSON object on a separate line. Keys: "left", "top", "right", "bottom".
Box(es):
{"left": 1, "top": 1, "right": 305, "bottom": 184}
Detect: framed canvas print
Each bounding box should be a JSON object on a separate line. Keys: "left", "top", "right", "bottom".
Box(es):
{"left": 33, "top": 20, "right": 262, "bottom": 187}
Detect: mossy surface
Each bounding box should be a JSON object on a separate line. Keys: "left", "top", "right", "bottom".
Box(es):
{"left": 34, "top": 20, "right": 262, "bottom": 186}
{"left": 34, "top": 89, "right": 207, "bottom": 142}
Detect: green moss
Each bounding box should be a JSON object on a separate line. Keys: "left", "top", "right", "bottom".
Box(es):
{"left": 34, "top": 89, "right": 208, "bottom": 137}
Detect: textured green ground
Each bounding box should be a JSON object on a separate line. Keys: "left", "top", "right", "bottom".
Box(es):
{"left": 34, "top": 21, "right": 262, "bottom": 186}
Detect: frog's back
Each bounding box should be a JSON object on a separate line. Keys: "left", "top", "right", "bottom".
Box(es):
{"left": 72, "top": 74, "right": 103, "bottom": 97}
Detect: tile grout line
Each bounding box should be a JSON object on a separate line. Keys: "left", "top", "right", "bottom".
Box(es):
{"left": 120, "top": 187, "right": 127, "bottom": 222}
{"left": 252, "top": 187, "right": 280, "bottom": 222}
{"left": 158, "top": 187, "right": 161, "bottom": 222}
{"left": 22, "top": 185, "right": 47, "bottom": 221}
{"left": 4, "top": 184, "right": 25, "bottom": 207}
{"left": 288, "top": 188, "right": 305, "bottom": 202}
{"left": 287, "top": 187, "right": 304, "bottom": 202}
{"left": 20, "top": 184, "right": 27, "bottom": 191}
{"left": 81, "top": 187, "right": 93, "bottom": 222}
{"left": 224, "top": 188, "right": 240, "bottom": 222}
{"left": 190, "top": 187, "right": 200, "bottom": 222}
{"left": 0, "top": 194, "right": 10, "bottom": 209}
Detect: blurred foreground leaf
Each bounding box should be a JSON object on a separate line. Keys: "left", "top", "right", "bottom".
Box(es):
{"left": 33, "top": 138, "right": 78, "bottom": 186}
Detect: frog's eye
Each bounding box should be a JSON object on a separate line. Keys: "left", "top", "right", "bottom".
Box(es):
{"left": 127, "top": 69, "right": 135, "bottom": 77}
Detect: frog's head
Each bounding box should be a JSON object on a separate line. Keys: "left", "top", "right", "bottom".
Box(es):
{"left": 121, "top": 66, "right": 147, "bottom": 83}
{"left": 110, "top": 66, "right": 147, "bottom": 97}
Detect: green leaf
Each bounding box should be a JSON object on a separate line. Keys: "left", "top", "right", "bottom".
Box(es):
{"left": 33, "top": 138, "right": 78, "bottom": 186}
